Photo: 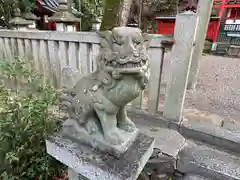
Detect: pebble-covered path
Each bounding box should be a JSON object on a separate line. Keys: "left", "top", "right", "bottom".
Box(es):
{"left": 184, "top": 55, "right": 240, "bottom": 122}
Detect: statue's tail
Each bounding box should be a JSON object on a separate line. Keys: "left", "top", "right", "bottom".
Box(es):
{"left": 60, "top": 66, "right": 82, "bottom": 90}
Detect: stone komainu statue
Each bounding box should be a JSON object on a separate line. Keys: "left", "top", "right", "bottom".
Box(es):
{"left": 60, "top": 27, "right": 152, "bottom": 153}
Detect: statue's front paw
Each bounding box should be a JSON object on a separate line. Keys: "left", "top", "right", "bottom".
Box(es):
{"left": 105, "top": 131, "right": 124, "bottom": 145}
{"left": 118, "top": 118, "right": 137, "bottom": 133}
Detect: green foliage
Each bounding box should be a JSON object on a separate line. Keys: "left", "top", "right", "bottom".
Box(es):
{"left": 74, "top": 0, "right": 104, "bottom": 31}
{"left": 0, "top": 0, "right": 35, "bottom": 28}
{"left": 0, "top": 0, "right": 15, "bottom": 28}
{"left": 0, "top": 58, "right": 65, "bottom": 180}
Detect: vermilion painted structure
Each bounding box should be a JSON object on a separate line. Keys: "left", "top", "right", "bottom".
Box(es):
{"left": 156, "top": 16, "right": 220, "bottom": 41}
{"left": 34, "top": 0, "right": 78, "bottom": 31}
{"left": 156, "top": 0, "right": 240, "bottom": 43}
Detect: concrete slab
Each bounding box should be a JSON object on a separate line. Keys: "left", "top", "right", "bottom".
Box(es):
{"left": 128, "top": 110, "right": 186, "bottom": 157}
{"left": 46, "top": 132, "right": 154, "bottom": 180}
{"left": 62, "top": 119, "right": 139, "bottom": 158}
{"left": 181, "top": 174, "right": 211, "bottom": 180}
{"left": 180, "top": 109, "right": 240, "bottom": 154}
{"left": 177, "top": 140, "right": 240, "bottom": 180}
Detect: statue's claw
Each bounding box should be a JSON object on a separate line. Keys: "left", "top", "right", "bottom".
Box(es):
{"left": 105, "top": 131, "right": 124, "bottom": 145}
{"left": 118, "top": 117, "right": 136, "bottom": 133}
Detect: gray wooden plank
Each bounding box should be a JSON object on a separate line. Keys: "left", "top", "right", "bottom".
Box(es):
{"left": 31, "top": 39, "right": 40, "bottom": 72}
{"left": 17, "top": 38, "right": 25, "bottom": 58}
{"left": 59, "top": 41, "right": 68, "bottom": 72}
{"left": 75, "top": 43, "right": 81, "bottom": 72}
{"left": 39, "top": 40, "right": 50, "bottom": 84}
{"left": 91, "top": 43, "right": 100, "bottom": 72}
{"left": 48, "top": 40, "right": 60, "bottom": 87}
{"left": 0, "top": 30, "right": 165, "bottom": 48}
{"left": 54, "top": 41, "right": 61, "bottom": 87}
{"left": 24, "top": 39, "right": 34, "bottom": 69}
{"left": 10, "top": 38, "right": 17, "bottom": 58}
{"left": 0, "top": 30, "right": 99, "bottom": 44}
{"left": 24, "top": 39, "right": 32, "bottom": 58}
{"left": 0, "top": 37, "right": 5, "bottom": 59}
{"left": 4, "top": 38, "right": 12, "bottom": 61}
{"left": 68, "top": 42, "right": 78, "bottom": 70}
{"left": 79, "top": 43, "right": 90, "bottom": 75}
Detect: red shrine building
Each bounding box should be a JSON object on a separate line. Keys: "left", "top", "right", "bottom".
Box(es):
{"left": 33, "top": 0, "right": 58, "bottom": 30}
{"left": 33, "top": 0, "right": 78, "bottom": 31}
{"left": 155, "top": 0, "right": 240, "bottom": 54}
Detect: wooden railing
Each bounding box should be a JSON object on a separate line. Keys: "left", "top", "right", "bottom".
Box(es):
{"left": 0, "top": 30, "right": 170, "bottom": 114}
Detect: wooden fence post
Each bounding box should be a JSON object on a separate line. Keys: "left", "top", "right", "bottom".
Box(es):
{"left": 163, "top": 12, "right": 199, "bottom": 122}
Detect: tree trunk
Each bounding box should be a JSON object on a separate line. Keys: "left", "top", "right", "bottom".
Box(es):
{"left": 100, "top": 0, "right": 133, "bottom": 30}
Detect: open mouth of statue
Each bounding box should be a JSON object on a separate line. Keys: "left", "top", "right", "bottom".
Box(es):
{"left": 104, "top": 58, "right": 148, "bottom": 73}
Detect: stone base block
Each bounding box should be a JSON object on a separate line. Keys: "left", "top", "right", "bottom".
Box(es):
{"left": 177, "top": 140, "right": 240, "bottom": 180}
{"left": 228, "top": 45, "right": 240, "bottom": 57}
{"left": 68, "top": 168, "right": 88, "bottom": 180}
{"left": 62, "top": 119, "right": 139, "bottom": 158}
{"left": 46, "top": 132, "right": 154, "bottom": 180}
{"left": 182, "top": 174, "right": 211, "bottom": 180}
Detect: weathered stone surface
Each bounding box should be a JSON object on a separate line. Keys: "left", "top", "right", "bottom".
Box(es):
{"left": 62, "top": 119, "right": 139, "bottom": 158}
{"left": 68, "top": 168, "right": 88, "bottom": 180}
{"left": 129, "top": 110, "right": 186, "bottom": 157}
{"left": 146, "top": 149, "right": 175, "bottom": 174}
{"left": 151, "top": 173, "right": 169, "bottom": 180}
{"left": 46, "top": 132, "right": 154, "bottom": 180}
{"left": 61, "top": 67, "right": 82, "bottom": 90}
{"left": 181, "top": 174, "right": 211, "bottom": 180}
{"left": 177, "top": 140, "right": 240, "bottom": 180}
{"left": 139, "top": 149, "right": 175, "bottom": 180}
{"left": 163, "top": 11, "right": 199, "bottom": 122}
{"left": 180, "top": 110, "right": 240, "bottom": 154}
{"left": 126, "top": 110, "right": 188, "bottom": 180}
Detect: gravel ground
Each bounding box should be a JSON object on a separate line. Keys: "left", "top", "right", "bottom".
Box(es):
{"left": 184, "top": 55, "right": 240, "bottom": 123}
{"left": 137, "top": 54, "right": 240, "bottom": 125}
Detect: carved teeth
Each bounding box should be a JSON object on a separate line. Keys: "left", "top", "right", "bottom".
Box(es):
{"left": 92, "top": 85, "right": 99, "bottom": 91}
{"left": 140, "top": 60, "right": 145, "bottom": 66}
{"left": 143, "top": 66, "right": 147, "bottom": 70}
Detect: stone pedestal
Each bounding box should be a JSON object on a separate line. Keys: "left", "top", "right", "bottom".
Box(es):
{"left": 46, "top": 130, "right": 154, "bottom": 180}
{"left": 23, "top": 8, "right": 40, "bottom": 30}
{"left": 9, "top": 8, "right": 32, "bottom": 30}
{"left": 48, "top": 0, "right": 80, "bottom": 32}
{"left": 92, "top": 17, "right": 102, "bottom": 31}
{"left": 68, "top": 168, "right": 88, "bottom": 180}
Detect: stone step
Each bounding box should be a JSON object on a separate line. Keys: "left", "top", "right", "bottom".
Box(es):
{"left": 177, "top": 140, "right": 240, "bottom": 180}
{"left": 128, "top": 110, "right": 240, "bottom": 180}
{"left": 180, "top": 108, "right": 240, "bottom": 154}
{"left": 180, "top": 174, "right": 211, "bottom": 180}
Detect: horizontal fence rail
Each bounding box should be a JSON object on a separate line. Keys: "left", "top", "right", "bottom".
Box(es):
{"left": 0, "top": 30, "right": 170, "bottom": 114}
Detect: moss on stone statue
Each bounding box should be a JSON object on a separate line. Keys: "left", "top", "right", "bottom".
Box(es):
{"left": 100, "top": 0, "right": 122, "bottom": 31}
